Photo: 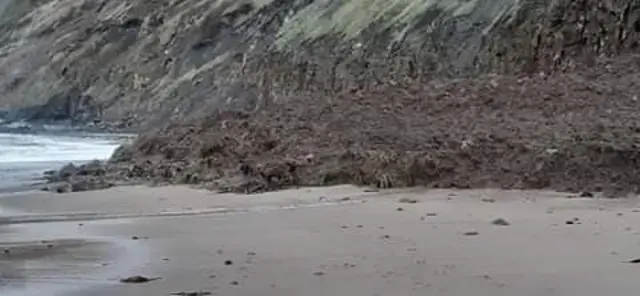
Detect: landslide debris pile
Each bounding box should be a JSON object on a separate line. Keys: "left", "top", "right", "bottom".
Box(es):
{"left": 107, "top": 54, "right": 640, "bottom": 194}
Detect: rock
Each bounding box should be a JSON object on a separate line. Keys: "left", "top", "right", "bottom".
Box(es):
{"left": 624, "top": 258, "right": 640, "bottom": 264}
{"left": 78, "top": 160, "right": 107, "bottom": 176}
{"left": 491, "top": 218, "right": 510, "bottom": 226}
{"left": 171, "top": 292, "right": 212, "bottom": 296}
{"left": 396, "top": 207, "right": 404, "bottom": 212}
{"left": 57, "top": 163, "right": 77, "bottom": 181}
{"left": 312, "top": 271, "right": 325, "bottom": 276}
{"left": 224, "top": 260, "right": 233, "bottom": 266}
{"left": 463, "top": 231, "right": 479, "bottom": 236}
{"left": 398, "top": 197, "right": 418, "bottom": 204}
{"left": 119, "top": 275, "right": 160, "bottom": 283}
{"left": 579, "top": 191, "right": 594, "bottom": 198}
{"left": 55, "top": 182, "right": 72, "bottom": 193}
{"left": 69, "top": 177, "right": 114, "bottom": 192}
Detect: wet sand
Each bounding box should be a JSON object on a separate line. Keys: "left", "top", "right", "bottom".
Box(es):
{"left": 2, "top": 186, "right": 640, "bottom": 295}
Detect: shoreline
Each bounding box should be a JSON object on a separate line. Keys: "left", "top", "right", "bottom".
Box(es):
{"left": 3, "top": 186, "right": 640, "bottom": 295}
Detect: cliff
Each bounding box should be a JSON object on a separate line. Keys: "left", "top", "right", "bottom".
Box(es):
{"left": 1, "top": 0, "right": 638, "bottom": 128}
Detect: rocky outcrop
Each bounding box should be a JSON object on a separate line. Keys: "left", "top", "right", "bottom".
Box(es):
{"left": 43, "top": 160, "right": 114, "bottom": 192}
{"left": 2, "top": 0, "right": 638, "bottom": 128}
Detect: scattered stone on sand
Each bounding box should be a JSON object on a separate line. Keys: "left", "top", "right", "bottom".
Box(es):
{"left": 356, "top": 224, "right": 363, "bottom": 228}
{"left": 313, "top": 271, "right": 325, "bottom": 276}
{"left": 230, "top": 280, "right": 239, "bottom": 285}
{"left": 617, "top": 213, "right": 624, "bottom": 217}
{"left": 119, "top": 275, "right": 160, "bottom": 283}
{"left": 132, "top": 236, "right": 140, "bottom": 240}
{"left": 381, "top": 234, "right": 391, "bottom": 239}
{"left": 579, "top": 191, "right": 595, "bottom": 198}
{"left": 566, "top": 218, "right": 582, "bottom": 225}
{"left": 3, "top": 248, "right": 10, "bottom": 254}
{"left": 341, "top": 225, "right": 349, "bottom": 229}
{"left": 399, "top": 197, "right": 418, "bottom": 204}
{"left": 426, "top": 212, "right": 437, "bottom": 217}
{"left": 224, "top": 260, "right": 233, "bottom": 266}
{"left": 247, "top": 252, "right": 257, "bottom": 256}
{"left": 481, "top": 198, "right": 496, "bottom": 203}
{"left": 339, "top": 197, "right": 351, "bottom": 201}
{"left": 463, "top": 231, "right": 479, "bottom": 236}
{"left": 491, "top": 218, "right": 510, "bottom": 226}
{"left": 364, "top": 188, "right": 379, "bottom": 193}
{"left": 171, "top": 292, "right": 212, "bottom": 296}
{"left": 396, "top": 207, "right": 404, "bottom": 212}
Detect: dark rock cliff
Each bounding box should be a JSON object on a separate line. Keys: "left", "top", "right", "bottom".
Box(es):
{"left": 2, "top": 0, "right": 638, "bottom": 129}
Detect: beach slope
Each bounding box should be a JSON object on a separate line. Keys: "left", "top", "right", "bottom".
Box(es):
{"left": 2, "top": 186, "right": 640, "bottom": 295}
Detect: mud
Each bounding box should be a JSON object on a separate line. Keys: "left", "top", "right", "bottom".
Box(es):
{"left": 106, "top": 54, "right": 640, "bottom": 195}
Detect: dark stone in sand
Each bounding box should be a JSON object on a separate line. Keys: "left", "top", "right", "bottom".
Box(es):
{"left": 625, "top": 258, "right": 640, "bottom": 264}
{"left": 463, "top": 231, "right": 479, "bottom": 236}
{"left": 399, "top": 197, "right": 418, "bottom": 204}
{"left": 491, "top": 218, "right": 510, "bottom": 226}
{"left": 396, "top": 207, "right": 404, "bottom": 212}
{"left": 171, "top": 292, "right": 212, "bottom": 296}
{"left": 224, "top": 260, "right": 233, "bottom": 266}
{"left": 119, "top": 275, "right": 160, "bottom": 283}
{"left": 313, "top": 271, "right": 325, "bottom": 276}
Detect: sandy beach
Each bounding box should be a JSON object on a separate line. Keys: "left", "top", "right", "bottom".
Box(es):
{"left": 2, "top": 185, "right": 640, "bottom": 296}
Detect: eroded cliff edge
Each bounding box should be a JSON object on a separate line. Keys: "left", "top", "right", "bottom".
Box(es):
{"left": 2, "top": 0, "right": 637, "bottom": 128}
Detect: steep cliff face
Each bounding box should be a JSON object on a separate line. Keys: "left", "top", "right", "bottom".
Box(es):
{"left": 2, "top": 0, "right": 637, "bottom": 128}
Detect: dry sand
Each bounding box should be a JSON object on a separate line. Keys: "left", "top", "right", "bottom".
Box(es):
{"left": 2, "top": 185, "right": 640, "bottom": 295}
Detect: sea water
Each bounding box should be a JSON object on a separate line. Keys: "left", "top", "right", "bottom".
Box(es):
{"left": 0, "top": 132, "right": 126, "bottom": 192}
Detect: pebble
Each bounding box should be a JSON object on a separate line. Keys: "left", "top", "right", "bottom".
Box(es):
{"left": 491, "top": 218, "right": 510, "bottom": 226}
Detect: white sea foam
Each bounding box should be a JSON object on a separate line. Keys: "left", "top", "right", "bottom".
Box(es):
{"left": 0, "top": 133, "right": 120, "bottom": 163}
